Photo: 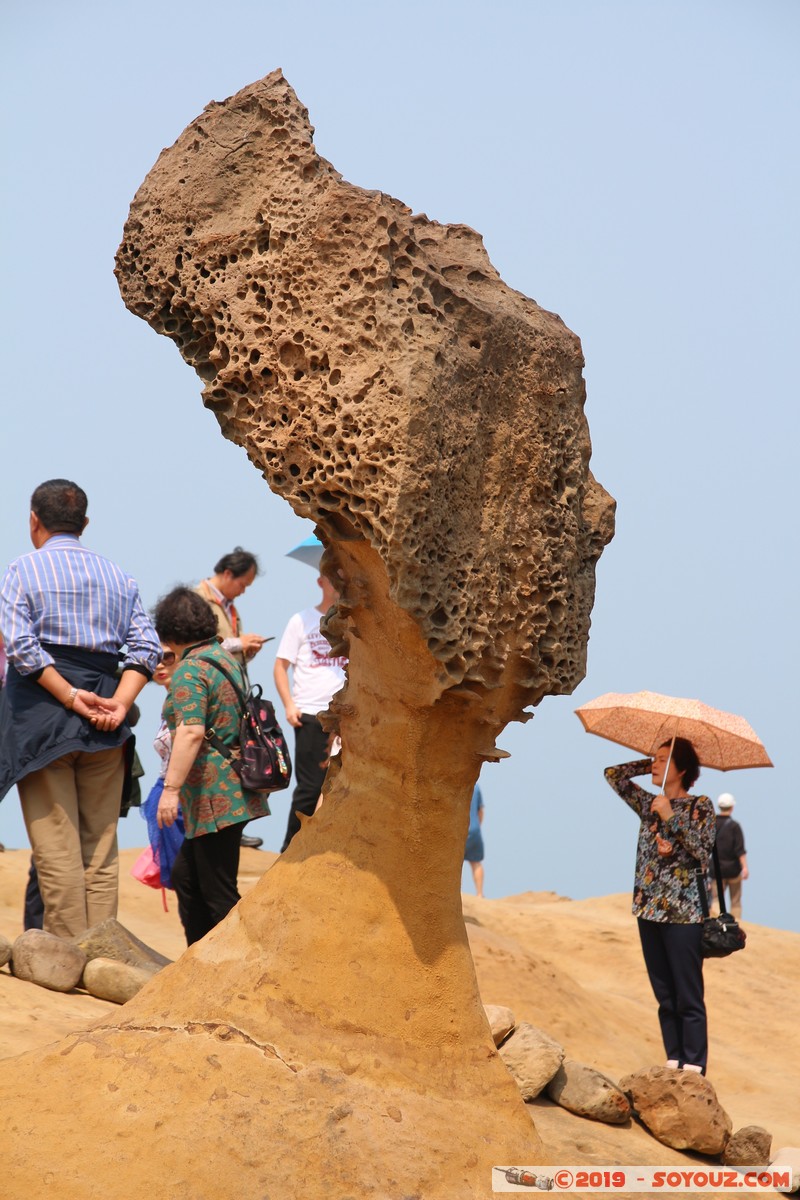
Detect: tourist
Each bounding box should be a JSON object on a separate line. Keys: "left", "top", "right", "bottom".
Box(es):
{"left": 0, "top": 479, "right": 160, "bottom": 937}
{"left": 153, "top": 587, "right": 271, "bottom": 944}
{"left": 604, "top": 739, "right": 716, "bottom": 1074}
{"left": 712, "top": 793, "right": 748, "bottom": 919}
{"left": 194, "top": 547, "right": 268, "bottom": 668}
{"left": 273, "top": 575, "right": 347, "bottom": 851}
{"left": 464, "top": 784, "right": 485, "bottom": 898}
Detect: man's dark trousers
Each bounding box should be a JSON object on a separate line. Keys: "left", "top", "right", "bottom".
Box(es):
{"left": 281, "top": 713, "right": 328, "bottom": 852}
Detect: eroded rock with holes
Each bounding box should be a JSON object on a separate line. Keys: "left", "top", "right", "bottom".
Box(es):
{"left": 722, "top": 1125, "right": 772, "bottom": 1167}
{"left": 620, "top": 1066, "right": 732, "bottom": 1155}
{"left": 0, "top": 71, "right": 613, "bottom": 1199}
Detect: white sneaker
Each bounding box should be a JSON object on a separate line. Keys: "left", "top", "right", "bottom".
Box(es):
{"left": 665, "top": 1059, "right": 679, "bottom": 1069}
{"left": 682, "top": 1063, "right": 703, "bottom": 1073}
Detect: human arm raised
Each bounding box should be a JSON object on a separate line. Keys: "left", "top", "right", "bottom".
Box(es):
{"left": 603, "top": 759, "right": 654, "bottom": 817}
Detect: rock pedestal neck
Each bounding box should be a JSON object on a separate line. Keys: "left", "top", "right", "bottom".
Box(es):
{"left": 0, "top": 71, "right": 614, "bottom": 1198}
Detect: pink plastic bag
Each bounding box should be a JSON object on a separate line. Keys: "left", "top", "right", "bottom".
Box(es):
{"left": 130, "top": 847, "right": 169, "bottom": 911}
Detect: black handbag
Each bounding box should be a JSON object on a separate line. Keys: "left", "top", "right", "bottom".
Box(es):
{"left": 695, "top": 844, "right": 746, "bottom": 958}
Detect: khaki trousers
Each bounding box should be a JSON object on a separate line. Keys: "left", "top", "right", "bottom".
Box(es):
{"left": 18, "top": 747, "right": 124, "bottom": 938}
{"left": 710, "top": 876, "right": 743, "bottom": 921}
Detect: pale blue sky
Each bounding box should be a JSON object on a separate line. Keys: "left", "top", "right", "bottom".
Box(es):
{"left": 2, "top": 0, "right": 798, "bottom": 930}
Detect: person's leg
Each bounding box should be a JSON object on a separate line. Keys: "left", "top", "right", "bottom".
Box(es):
{"left": 23, "top": 858, "right": 45, "bottom": 930}
{"left": 638, "top": 918, "right": 683, "bottom": 1065}
{"left": 18, "top": 754, "right": 88, "bottom": 938}
{"left": 75, "top": 747, "right": 125, "bottom": 928}
{"left": 182, "top": 823, "right": 244, "bottom": 942}
{"left": 469, "top": 861, "right": 485, "bottom": 898}
{"left": 661, "top": 923, "right": 707, "bottom": 1073}
{"left": 726, "top": 876, "right": 742, "bottom": 919}
{"left": 281, "top": 715, "right": 329, "bottom": 851}
{"left": 171, "top": 838, "right": 213, "bottom": 946}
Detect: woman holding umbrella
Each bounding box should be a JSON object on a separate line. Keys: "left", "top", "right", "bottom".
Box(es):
{"left": 605, "top": 739, "right": 716, "bottom": 1074}
{"left": 578, "top": 690, "right": 771, "bottom": 1075}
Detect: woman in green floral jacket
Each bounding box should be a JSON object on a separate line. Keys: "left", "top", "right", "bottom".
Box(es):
{"left": 154, "top": 588, "right": 270, "bottom": 944}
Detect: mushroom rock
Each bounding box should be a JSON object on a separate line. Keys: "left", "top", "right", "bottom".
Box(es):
{"left": 0, "top": 71, "right": 614, "bottom": 1198}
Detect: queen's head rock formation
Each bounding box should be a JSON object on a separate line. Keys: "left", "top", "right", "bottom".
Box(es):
{"left": 0, "top": 72, "right": 614, "bottom": 1198}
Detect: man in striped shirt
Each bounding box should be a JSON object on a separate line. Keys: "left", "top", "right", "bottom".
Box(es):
{"left": 0, "top": 479, "right": 160, "bottom": 937}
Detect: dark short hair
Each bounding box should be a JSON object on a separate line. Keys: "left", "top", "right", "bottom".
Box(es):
{"left": 31, "top": 479, "right": 88, "bottom": 534}
{"left": 213, "top": 547, "right": 259, "bottom": 578}
{"left": 154, "top": 587, "right": 219, "bottom": 645}
{"left": 660, "top": 737, "right": 701, "bottom": 789}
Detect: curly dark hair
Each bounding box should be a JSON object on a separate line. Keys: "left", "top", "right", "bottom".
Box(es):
{"left": 154, "top": 587, "right": 218, "bottom": 645}
{"left": 31, "top": 479, "right": 88, "bottom": 533}
{"left": 660, "top": 737, "right": 701, "bottom": 790}
{"left": 213, "top": 547, "right": 260, "bottom": 577}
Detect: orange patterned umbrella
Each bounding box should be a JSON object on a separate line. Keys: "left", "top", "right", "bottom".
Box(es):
{"left": 575, "top": 690, "right": 773, "bottom": 771}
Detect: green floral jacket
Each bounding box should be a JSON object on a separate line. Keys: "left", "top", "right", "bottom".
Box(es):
{"left": 164, "top": 639, "right": 271, "bottom": 839}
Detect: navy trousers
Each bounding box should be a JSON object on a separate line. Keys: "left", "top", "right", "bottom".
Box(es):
{"left": 638, "top": 917, "right": 708, "bottom": 1071}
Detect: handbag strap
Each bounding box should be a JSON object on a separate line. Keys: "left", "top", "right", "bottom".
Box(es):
{"left": 693, "top": 842, "right": 730, "bottom": 918}
{"left": 688, "top": 797, "right": 729, "bottom": 918}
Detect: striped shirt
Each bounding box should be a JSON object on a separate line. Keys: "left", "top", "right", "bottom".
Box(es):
{"left": 0, "top": 534, "right": 160, "bottom": 677}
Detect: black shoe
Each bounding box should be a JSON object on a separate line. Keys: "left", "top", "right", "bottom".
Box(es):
{"left": 240, "top": 834, "right": 263, "bottom": 849}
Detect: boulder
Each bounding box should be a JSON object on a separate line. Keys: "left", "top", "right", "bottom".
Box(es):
{"left": 770, "top": 1147, "right": 800, "bottom": 1194}
{"left": 72, "top": 918, "right": 171, "bottom": 974}
{"left": 546, "top": 1059, "right": 631, "bottom": 1125}
{"left": 620, "top": 1066, "right": 731, "bottom": 1155}
{"left": 722, "top": 1125, "right": 773, "bottom": 1167}
{"left": 483, "top": 1004, "right": 515, "bottom": 1047}
{"left": 498, "top": 1022, "right": 564, "bottom": 1099}
{"left": 0, "top": 933, "right": 12, "bottom": 969}
{"left": 82, "top": 957, "right": 156, "bottom": 1005}
{"left": 11, "top": 929, "right": 86, "bottom": 993}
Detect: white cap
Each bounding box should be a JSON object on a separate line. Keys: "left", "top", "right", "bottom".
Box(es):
{"left": 718, "top": 793, "right": 735, "bottom": 810}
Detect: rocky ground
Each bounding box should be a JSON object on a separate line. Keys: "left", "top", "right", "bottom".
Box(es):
{"left": 1, "top": 847, "right": 797, "bottom": 1182}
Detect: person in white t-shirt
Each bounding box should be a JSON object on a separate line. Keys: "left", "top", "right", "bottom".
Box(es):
{"left": 273, "top": 576, "right": 347, "bottom": 850}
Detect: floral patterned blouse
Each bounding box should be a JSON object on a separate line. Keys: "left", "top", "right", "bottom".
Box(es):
{"left": 163, "top": 639, "right": 271, "bottom": 839}
{"left": 605, "top": 759, "right": 716, "bottom": 924}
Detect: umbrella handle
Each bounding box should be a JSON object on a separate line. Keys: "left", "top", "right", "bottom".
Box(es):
{"left": 660, "top": 734, "right": 677, "bottom": 799}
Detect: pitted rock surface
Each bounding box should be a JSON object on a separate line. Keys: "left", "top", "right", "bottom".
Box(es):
{"left": 620, "top": 1066, "right": 732, "bottom": 1155}
{"left": 722, "top": 1125, "right": 773, "bottom": 1167}
{"left": 116, "top": 69, "right": 614, "bottom": 707}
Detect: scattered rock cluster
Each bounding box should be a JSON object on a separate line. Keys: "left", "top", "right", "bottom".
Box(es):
{"left": 1, "top": 920, "right": 170, "bottom": 1004}
{"left": 486, "top": 1003, "right": 796, "bottom": 1190}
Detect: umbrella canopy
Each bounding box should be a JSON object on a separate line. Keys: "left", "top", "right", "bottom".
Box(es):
{"left": 286, "top": 535, "right": 323, "bottom": 569}
{"left": 575, "top": 690, "right": 773, "bottom": 772}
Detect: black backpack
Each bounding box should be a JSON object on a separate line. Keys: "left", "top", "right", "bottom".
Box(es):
{"left": 198, "top": 656, "right": 293, "bottom": 795}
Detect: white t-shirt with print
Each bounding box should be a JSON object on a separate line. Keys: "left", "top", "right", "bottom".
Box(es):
{"left": 276, "top": 606, "right": 347, "bottom": 715}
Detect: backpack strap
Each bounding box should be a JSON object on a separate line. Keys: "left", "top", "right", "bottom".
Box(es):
{"left": 196, "top": 654, "right": 247, "bottom": 763}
